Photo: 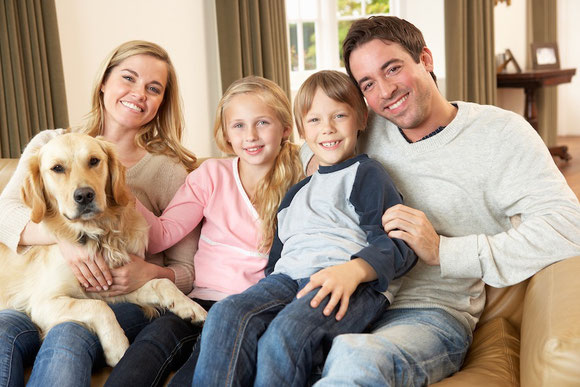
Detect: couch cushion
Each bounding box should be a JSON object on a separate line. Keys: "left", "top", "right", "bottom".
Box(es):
{"left": 431, "top": 317, "right": 519, "bottom": 387}
{"left": 0, "top": 158, "right": 19, "bottom": 193}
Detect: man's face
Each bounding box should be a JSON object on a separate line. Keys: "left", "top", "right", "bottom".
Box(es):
{"left": 349, "top": 39, "right": 434, "bottom": 132}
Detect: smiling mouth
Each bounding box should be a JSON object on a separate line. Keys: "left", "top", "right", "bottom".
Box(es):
{"left": 244, "top": 145, "right": 264, "bottom": 153}
{"left": 386, "top": 94, "right": 409, "bottom": 110}
{"left": 320, "top": 140, "right": 341, "bottom": 148}
{"left": 121, "top": 101, "right": 144, "bottom": 112}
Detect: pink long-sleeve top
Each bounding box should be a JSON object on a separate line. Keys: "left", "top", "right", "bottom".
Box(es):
{"left": 137, "top": 158, "right": 267, "bottom": 298}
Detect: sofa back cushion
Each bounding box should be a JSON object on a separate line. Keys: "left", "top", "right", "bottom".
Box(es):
{"left": 0, "top": 158, "right": 19, "bottom": 194}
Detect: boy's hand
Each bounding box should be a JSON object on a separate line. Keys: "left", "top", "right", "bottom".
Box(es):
{"left": 297, "top": 258, "right": 377, "bottom": 321}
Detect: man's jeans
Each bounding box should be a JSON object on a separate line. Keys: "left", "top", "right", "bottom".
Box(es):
{"left": 193, "top": 273, "right": 388, "bottom": 387}
{"left": 314, "top": 307, "right": 472, "bottom": 386}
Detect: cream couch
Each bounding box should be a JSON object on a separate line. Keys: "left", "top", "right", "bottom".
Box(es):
{"left": 2, "top": 157, "right": 580, "bottom": 386}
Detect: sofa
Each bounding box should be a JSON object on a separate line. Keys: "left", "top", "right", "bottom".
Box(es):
{"left": 2, "top": 156, "right": 580, "bottom": 386}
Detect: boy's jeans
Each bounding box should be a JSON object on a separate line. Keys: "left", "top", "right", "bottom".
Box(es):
{"left": 193, "top": 273, "right": 387, "bottom": 387}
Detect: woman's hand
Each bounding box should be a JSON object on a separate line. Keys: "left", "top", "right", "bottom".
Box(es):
{"left": 57, "top": 239, "right": 113, "bottom": 290}
{"left": 382, "top": 204, "right": 440, "bottom": 265}
{"left": 296, "top": 259, "right": 377, "bottom": 321}
{"left": 87, "top": 254, "right": 156, "bottom": 297}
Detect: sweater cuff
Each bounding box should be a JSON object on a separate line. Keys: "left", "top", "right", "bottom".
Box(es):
{"left": 170, "top": 265, "right": 194, "bottom": 294}
{"left": 439, "top": 235, "right": 482, "bottom": 279}
{"left": 0, "top": 205, "right": 31, "bottom": 254}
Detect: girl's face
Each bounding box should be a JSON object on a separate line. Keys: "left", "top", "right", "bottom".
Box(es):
{"left": 100, "top": 54, "right": 168, "bottom": 135}
{"left": 224, "top": 93, "right": 290, "bottom": 172}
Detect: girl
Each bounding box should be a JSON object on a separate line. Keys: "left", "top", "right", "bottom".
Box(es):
{"left": 0, "top": 40, "right": 199, "bottom": 387}
{"left": 131, "top": 76, "right": 304, "bottom": 384}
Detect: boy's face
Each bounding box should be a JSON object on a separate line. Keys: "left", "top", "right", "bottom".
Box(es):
{"left": 348, "top": 39, "right": 434, "bottom": 133}
{"left": 303, "top": 88, "right": 360, "bottom": 167}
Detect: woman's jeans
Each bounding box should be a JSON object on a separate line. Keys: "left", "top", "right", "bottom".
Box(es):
{"left": 0, "top": 303, "right": 148, "bottom": 387}
{"left": 193, "top": 273, "right": 387, "bottom": 387}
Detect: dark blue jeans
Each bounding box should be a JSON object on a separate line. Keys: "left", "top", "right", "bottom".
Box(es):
{"left": 106, "top": 299, "right": 212, "bottom": 387}
{"left": 193, "top": 273, "right": 387, "bottom": 387}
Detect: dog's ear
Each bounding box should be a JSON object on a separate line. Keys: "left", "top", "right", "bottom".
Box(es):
{"left": 99, "top": 139, "right": 131, "bottom": 207}
{"left": 21, "top": 153, "right": 48, "bottom": 223}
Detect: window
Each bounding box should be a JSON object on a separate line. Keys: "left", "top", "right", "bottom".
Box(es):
{"left": 286, "top": 0, "right": 396, "bottom": 90}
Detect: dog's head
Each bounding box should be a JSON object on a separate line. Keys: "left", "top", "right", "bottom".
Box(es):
{"left": 21, "top": 133, "right": 131, "bottom": 223}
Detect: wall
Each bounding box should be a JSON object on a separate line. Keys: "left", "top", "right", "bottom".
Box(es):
{"left": 399, "top": 0, "right": 446, "bottom": 95}
{"left": 494, "top": 0, "right": 527, "bottom": 116}
{"left": 495, "top": 0, "right": 580, "bottom": 136}
{"left": 557, "top": 0, "right": 580, "bottom": 135}
{"left": 54, "top": 0, "right": 222, "bottom": 157}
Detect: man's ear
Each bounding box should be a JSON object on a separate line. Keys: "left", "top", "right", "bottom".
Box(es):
{"left": 420, "top": 47, "right": 434, "bottom": 73}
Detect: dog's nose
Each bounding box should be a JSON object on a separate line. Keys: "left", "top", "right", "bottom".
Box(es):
{"left": 74, "top": 187, "right": 95, "bottom": 205}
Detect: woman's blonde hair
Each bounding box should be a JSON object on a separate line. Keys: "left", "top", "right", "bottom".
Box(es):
{"left": 79, "top": 40, "right": 197, "bottom": 171}
{"left": 294, "top": 70, "right": 368, "bottom": 138}
{"left": 214, "top": 76, "right": 304, "bottom": 251}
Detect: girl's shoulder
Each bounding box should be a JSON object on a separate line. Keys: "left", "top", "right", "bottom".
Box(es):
{"left": 194, "top": 157, "right": 236, "bottom": 175}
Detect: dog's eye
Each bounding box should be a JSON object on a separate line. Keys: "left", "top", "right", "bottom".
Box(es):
{"left": 51, "top": 164, "right": 64, "bottom": 173}
{"left": 89, "top": 157, "right": 100, "bottom": 167}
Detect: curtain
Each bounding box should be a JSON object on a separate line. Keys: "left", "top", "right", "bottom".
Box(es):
{"left": 215, "top": 0, "right": 291, "bottom": 98}
{"left": 0, "top": 0, "right": 68, "bottom": 158}
{"left": 527, "top": 0, "right": 557, "bottom": 147}
{"left": 444, "top": 0, "right": 496, "bottom": 105}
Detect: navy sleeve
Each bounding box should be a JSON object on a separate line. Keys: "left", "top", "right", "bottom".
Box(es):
{"left": 349, "top": 158, "right": 417, "bottom": 292}
{"left": 265, "top": 176, "right": 312, "bottom": 276}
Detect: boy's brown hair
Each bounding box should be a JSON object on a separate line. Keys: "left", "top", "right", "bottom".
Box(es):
{"left": 293, "top": 70, "right": 367, "bottom": 138}
{"left": 342, "top": 16, "right": 437, "bottom": 85}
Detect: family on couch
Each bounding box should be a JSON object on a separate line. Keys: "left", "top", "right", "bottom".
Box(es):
{"left": 1, "top": 16, "right": 579, "bottom": 387}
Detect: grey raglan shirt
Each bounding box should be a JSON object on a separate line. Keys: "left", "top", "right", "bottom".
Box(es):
{"left": 267, "top": 154, "right": 417, "bottom": 293}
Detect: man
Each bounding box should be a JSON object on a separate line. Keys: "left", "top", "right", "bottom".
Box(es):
{"left": 300, "top": 16, "right": 580, "bottom": 386}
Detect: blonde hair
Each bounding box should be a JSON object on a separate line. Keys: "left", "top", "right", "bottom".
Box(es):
{"left": 214, "top": 76, "right": 304, "bottom": 251}
{"left": 294, "top": 70, "right": 368, "bottom": 138}
{"left": 78, "top": 40, "right": 197, "bottom": 172}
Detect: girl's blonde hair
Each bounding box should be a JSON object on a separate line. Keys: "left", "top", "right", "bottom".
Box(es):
{"left": 79, "top": 40, "right": 197, "bottom": 172}
{"left": 214, "top": 76, "right": 304, "bottom": 251}
{"left": 294, "top": 70, "right": 368, "bottom": 138}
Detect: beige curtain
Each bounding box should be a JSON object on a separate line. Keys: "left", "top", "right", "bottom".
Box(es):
{"left": 527, "top": 0, "right": 557, "bottom": 146}
{"left": 0, "top": 0, "right": 68, "bottom": 158}
{"left": 215, "top": 0, "right": 291, "bottom": 98}
{"left": 444, "top": 0, "right": 496, "bottom": 105}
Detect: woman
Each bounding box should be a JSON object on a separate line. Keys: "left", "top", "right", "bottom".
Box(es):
{"left": 0, "top": 40, "right": 200, "bottom": 387}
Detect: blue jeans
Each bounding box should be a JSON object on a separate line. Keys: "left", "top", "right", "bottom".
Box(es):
{"left": 193, "top": 273, "right": 387, "bottom": 387}
{"left": 0, "top": 310, "right": 41, "bottom": 387}
{"left": 314, "top": 308, "right": 472, "bottom": 386}
{"left": 167, "top": 299, "right": 216, "bottom": 387}
{"left": 105, "top": 310, "right": 206, "bottom": 387}
{"left": 20, "top": 303, "right": 149, "bottom": 387}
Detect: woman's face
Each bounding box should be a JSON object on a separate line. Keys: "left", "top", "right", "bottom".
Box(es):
{"left": 100, "top": 54, "right": 168, "bottom": 134}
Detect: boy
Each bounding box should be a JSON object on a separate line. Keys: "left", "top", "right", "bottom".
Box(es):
{"left": 193, "top": 70, "right": 417, "bottom": 387}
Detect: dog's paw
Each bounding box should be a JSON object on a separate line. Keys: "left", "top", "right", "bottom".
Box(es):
{"left": 103, "top": 335, "right": 130, "bottom": 367}
{"left": 172, "top": 298, "right": 208, "bottom": 323}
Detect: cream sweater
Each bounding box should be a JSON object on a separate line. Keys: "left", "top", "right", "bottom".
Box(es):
{"left": 302, "top": 102, "right": 580, "bottom": 331}
{"left": 0, "top": 129, "right": 197, "bottom": 294}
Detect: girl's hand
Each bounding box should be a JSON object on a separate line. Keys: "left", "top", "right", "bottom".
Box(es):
{"left": 87, "top": 254, "right": 155, "bottom": 296}
{"left": 382, "top": 204, "right": 440, "bottom": 265}
{"left": 296, "top": 259, "right": 377, "bottom": 321}
{"left": 57, "top": 239, "right": 112, "bottom": 290}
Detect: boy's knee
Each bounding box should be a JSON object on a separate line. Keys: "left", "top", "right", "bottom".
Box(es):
{"left": 44, "top": 322, "right": 99, "bottom": 348}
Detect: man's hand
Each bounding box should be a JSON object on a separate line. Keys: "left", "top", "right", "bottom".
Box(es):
{"left": 296, "top": 259, "right": 377, "bottom": 321}
{"left": 57, "top": 240, "right": 112, "bottom": 290}
{"left": 86, "top": 254, "right": 154, "bottom": 296}
{"left": 382, "top": 204, "right": 440, "bottom": 265}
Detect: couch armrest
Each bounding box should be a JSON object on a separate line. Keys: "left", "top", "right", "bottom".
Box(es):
{"left": 520, "top": 255, "right": 580, "bottom": 387}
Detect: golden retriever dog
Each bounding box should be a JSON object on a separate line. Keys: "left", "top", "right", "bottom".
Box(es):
{"left": 0, "top": 133, "right": 207, "bottom": 366}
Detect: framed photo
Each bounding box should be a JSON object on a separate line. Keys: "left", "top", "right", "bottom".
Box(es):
{"left": 496, "top": 48, "right": 521, "bottom": 73}
{"left": 531, "top": 42, "right": 560, "bottom": 70}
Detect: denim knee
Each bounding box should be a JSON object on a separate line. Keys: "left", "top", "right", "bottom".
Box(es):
{"left": 40, "top": 322, "right": 101, "bottom": 361}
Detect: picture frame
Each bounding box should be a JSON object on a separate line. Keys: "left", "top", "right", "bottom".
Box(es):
{"left": 496, "top": 48, "right": 521, "bottom": 73}
{"left": 531, "top": 42, "right": 560, "bottom": 70}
